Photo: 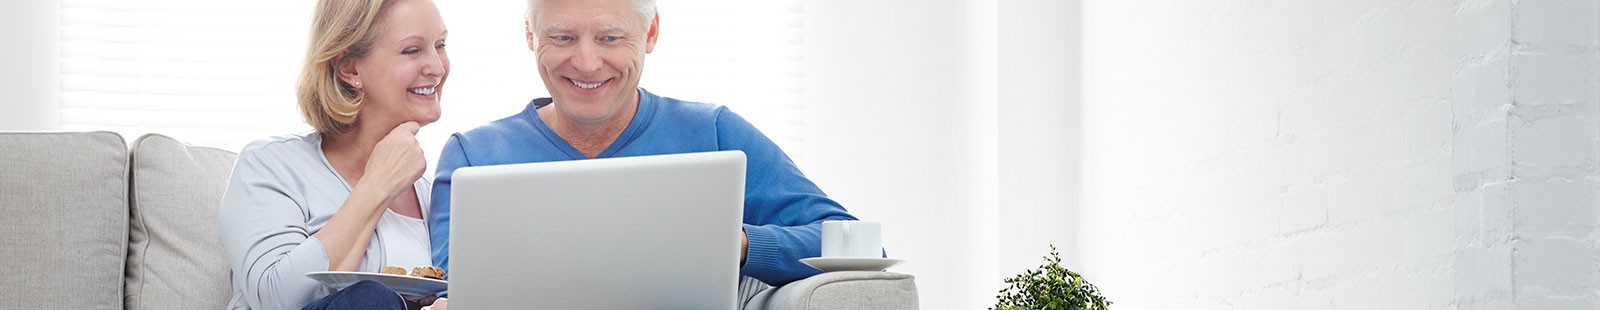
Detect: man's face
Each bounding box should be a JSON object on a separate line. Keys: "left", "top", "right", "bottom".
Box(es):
{"left": 526, "top": 0, "right": 658, "bottom": 124}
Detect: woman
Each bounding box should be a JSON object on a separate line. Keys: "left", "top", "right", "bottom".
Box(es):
{"left": 219, "top": 0, "right": 449, "bottom": 308}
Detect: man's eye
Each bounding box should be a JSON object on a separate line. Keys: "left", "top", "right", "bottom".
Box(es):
{"left": 602, "top": 36, "right": 621, "bottom": 42}
{"left": 551, "top": 35, "right": 575, "bottom": 42}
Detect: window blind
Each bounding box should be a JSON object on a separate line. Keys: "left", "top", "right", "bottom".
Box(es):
{"left": 60, "top": 0, "right": 808, "bottom": 167}
{"left": 645, "top": 0, "right": 807, "bottom": 163}
{"left": 60, "top": 0, "right": 312, "bottom": 151}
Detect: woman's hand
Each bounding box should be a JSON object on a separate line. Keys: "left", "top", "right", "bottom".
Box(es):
{"left": 364, "top": 121, "right": 426, "bottom": 198}
{"left": 317, "top": 121, "right": 427, "bottom": 271}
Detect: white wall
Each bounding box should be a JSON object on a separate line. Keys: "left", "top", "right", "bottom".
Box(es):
{"left": 802, "top": 0, "right": 996, "bottom": 308}
{"left": 997, "top": 0, "right": 1083, "bottom": 278}
{"left": 802, "top": 0, "right": 1084, "bottom": 308}
{"left": 1079, "top": 0, "right": 1599, "bottom": 309}
{"left": 1499, "top": 0, "right": 1600, "bottom": 308}
{"left": 1, "top": 0, "right": 61, "bottom": 131}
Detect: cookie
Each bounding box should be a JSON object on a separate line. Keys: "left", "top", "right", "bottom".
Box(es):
{"left": 411, "top": 266, "right": 446, "bottom": 280}
{"left": 380, "top": 266, "right": 407, "bottom": 276}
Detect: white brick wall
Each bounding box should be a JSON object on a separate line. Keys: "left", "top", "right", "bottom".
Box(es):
{"left": 1508, "top": 0, "right": 1600, "bottom": 308}
{"left": 1079, "top": 0, "right": 1598, "bottom": 308}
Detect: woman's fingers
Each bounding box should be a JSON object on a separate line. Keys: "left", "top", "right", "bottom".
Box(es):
{"left": 368, "top": 121, "right": 427, "bottom": 193}
{"left": 395, "top": 121, "right": 421, "bottom": 135}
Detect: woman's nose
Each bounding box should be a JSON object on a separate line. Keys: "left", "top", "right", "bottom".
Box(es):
{"left": 424, "top": 52, "right": 447, "bottom": 78}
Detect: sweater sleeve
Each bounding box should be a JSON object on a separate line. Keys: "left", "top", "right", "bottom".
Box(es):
{"left": 218, "top": 146, "right": 334, "bottom": 309}
{"left": 430, "top": 134, "right": 471, "bottom": 278}
{"left": 715, "top": 108, "right": 859, "bottom": 286}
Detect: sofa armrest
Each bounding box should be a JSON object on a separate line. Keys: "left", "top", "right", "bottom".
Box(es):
{"left": 745, "top": 271, "right": 918, "bottom": 310}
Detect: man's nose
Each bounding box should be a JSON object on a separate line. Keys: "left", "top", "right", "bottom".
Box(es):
{"left": 572, "top": 41, "right": 602, "bottom": 73}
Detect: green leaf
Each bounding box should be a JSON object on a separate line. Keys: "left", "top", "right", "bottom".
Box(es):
{"left": 991, "top": 245, "right": 1111, "bottom": 310}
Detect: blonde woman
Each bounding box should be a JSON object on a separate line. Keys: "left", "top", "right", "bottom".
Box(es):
{"left": 218, "top": 0, "right": 449, "bottom": 308}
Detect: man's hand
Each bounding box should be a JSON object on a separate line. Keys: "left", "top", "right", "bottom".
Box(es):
{"left": 740, "top": 228, "right": 749, "bottom": 266}
{"left": 421, "top": 297, "right": 446, "bottom": 310}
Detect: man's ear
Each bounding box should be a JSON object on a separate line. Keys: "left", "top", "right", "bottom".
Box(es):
{"left": 334, "top": 54, "right": 360, "bottom": 88}
{"left": 525, "top": 18, "right": 538, "bottom": 51}
{"left": 644, "top": 12, "right": 659, "bottom": 54}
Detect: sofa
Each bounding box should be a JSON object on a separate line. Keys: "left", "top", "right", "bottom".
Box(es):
{"left": 0, "top": 131, "right": 918, "bottom": 310}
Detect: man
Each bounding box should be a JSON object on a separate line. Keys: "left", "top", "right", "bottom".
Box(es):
{"left": 428, "top": 0, "right": 859, "bottom": 291}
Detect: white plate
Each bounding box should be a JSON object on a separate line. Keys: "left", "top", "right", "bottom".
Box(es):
{"left": 800, "top": 257, "right": 904, "bottom": 272}
{"left": 305, "top": 271, "right": 447, "bottom": 299}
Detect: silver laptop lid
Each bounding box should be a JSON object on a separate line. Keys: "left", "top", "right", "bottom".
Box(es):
{"left": 449, "top": 150, "right": 746, "bottom": 309}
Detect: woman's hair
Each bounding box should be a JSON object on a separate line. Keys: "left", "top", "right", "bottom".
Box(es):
{"left": 296, "top": 0, "right": 399, "bottom": 134}
{"left": 525, "top": 0, "right": 655, "bottom": 26}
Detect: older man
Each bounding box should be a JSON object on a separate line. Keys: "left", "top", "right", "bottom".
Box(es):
{"left": 427, "top": 0, "right": 859, "bottom": 291}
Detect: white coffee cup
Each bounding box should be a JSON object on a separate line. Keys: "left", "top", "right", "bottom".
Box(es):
{"left": 821, "top": 220, "right": 882, "bottom": 258}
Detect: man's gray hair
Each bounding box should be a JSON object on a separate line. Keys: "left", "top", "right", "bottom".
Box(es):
{"left": 526, "top": 0, "right": 656, "bottom": 26}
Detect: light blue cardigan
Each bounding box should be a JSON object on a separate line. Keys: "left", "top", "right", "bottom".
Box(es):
{"left": 218, "top": 133, "right": 431, "bottom": 309}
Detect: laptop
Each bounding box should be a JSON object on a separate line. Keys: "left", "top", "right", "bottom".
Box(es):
{"left": 447, "top": 150, "right": 746, "bottom": 309}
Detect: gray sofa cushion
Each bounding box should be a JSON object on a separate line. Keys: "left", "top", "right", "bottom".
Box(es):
{"left": 126, "top": 134, "right": 237, "bottom": 310}
{"left": 747, "top": 271, "right": 919, "bottom": 310}
{"left": 0, "top": 131, "right": 130, "bottom": 310}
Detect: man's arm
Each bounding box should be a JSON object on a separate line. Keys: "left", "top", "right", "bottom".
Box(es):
{"left": 716, "top": 107, "right": 860, "bottom": 286}
{"left": 429, "top": 134, "right": 472, "bottom": 277}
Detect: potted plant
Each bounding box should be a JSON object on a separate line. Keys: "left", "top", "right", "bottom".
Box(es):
{"left": 993, "top": 245, "right": 1110, "bottom": 310}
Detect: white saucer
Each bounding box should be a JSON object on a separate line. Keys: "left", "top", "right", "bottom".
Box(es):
{"left": 305, "top": 271, "right": 447, "bottom": 300}
{"left": 800, "top": 257, "right": 904, "bottom": 272}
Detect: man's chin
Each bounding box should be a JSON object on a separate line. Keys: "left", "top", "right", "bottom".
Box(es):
{"left": 551, "top": 91, "right": 606, "bottom": 106}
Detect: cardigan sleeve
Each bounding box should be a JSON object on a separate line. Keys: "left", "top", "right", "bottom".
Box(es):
{"left": 218, "top": 143, "right": 335, "bottom": 309}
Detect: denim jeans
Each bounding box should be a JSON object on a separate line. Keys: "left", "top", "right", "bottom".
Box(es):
{"left": 300, "top": 280, "right": 405, "bottom": 310}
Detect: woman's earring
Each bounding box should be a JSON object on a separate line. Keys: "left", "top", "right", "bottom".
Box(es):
{"left": 353, "top": 81, "right": 362, "bottom": 88}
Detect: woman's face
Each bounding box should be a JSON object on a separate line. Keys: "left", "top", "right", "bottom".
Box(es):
{"left": 349, "top": 0, "right": 450, "bottom": 128}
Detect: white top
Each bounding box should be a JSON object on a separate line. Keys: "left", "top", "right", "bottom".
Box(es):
{"left": 379, "top": 209, "right": 433, "bottom": 270}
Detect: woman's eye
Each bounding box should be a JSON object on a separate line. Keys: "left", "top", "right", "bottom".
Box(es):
{"left": 435, "top": 42, "right": 447, "bottom": 49}
{"left": 402, "top": 47, "right": 420, "bottom": 55}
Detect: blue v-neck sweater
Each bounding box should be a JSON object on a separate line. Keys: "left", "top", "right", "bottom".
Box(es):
{"left": 429, "top": 88, "right": 857, "bottom": 286}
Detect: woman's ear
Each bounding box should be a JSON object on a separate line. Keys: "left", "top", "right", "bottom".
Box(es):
{"left": 334, "top": 54, "right": 361, "bottom": 89}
